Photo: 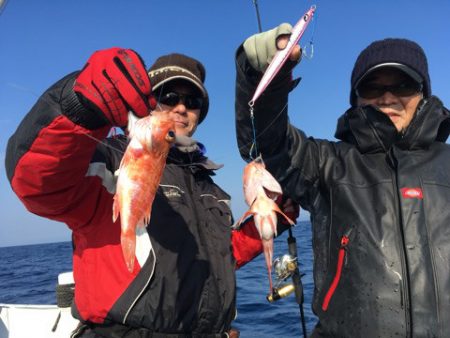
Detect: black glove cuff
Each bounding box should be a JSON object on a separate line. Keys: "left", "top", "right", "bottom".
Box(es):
{"left": 61, "top": 73, "right": 109, "bottom": 130}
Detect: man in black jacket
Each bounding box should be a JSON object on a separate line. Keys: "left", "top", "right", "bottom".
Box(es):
{"left": 235, "top": 24, "right": 450, "bottom": 337}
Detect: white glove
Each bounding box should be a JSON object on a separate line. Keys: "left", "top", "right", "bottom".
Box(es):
{"left": 243, "top": 23, "right": 293, "bottom": 72}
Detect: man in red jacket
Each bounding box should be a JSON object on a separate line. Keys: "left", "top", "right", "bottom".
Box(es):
{"left": 6, "top": 48, "right": 297, "bottom": 337}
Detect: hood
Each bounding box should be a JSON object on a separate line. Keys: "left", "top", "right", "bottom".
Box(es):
{"left": 335, "top": 96, "right": 450, "bottom": 153}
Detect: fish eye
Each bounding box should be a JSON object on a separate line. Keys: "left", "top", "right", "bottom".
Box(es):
{"left": 166, "top": 130, "right": 176, "bottom": 142}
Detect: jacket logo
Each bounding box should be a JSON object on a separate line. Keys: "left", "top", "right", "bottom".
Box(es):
{"left": 163, "top": 189, "right": 181, "bottom": 199}
{"left": 160, "top": 185, "right": 184, "bottom": 199}
{"left": 401, "top": 187, "right": 423, "bottom": 199}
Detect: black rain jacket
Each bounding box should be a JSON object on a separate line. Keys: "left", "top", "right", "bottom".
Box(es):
{"left": 235, "top": 45, "right": 450, "bottom": 337}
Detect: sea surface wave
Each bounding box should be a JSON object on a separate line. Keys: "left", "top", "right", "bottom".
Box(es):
{"left": 0, "top": 222, "right": 317, "bottom": 337}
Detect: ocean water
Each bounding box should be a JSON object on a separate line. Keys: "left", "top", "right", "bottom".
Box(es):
{"left": 0, "top": 221, "right": 317, "bottom": 337}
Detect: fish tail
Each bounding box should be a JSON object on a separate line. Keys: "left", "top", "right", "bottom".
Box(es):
{"left": 121, "top": 229, "right": 136, "bottom": 272}
{"left": 262, "top": 239, "right": 274, "bottom": 292}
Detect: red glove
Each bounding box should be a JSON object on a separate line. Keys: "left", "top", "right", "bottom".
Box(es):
{"left": 74, "top": 47, "right": 156, "bottom": 127}
{"left": 232, "top": 219, "right": 262, "bottom": 269}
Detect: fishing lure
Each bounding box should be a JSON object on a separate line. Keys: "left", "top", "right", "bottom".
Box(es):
{"left": 249, "top": 5, "right": 316, "bottom": 107}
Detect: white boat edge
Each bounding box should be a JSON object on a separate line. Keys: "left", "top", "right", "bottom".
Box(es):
{"left": 0, "top": 271, "right": 81, "bottom": 338}
{"left": 0, "top": 303, "right": 80, "bottom": 338}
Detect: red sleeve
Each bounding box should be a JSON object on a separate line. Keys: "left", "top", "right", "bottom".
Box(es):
{"left": 231, "top": 219, "right": 263, "bottom": 269}
{"left": 6, "top": 73, "right": 111, "bottom": 230}
{"left": 10, "top": 116, "right": 110, "bottom": 227}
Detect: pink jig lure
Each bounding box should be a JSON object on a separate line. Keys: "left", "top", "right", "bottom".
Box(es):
{"left": 249, "top": 5, "right": 316, "bottom": 107}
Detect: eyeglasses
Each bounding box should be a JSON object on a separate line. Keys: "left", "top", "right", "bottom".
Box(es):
{"left": 157, "top": 91, "right": 203, "bottom": 110}
{"left": 356, "top": 80, "right": 423, "bottom": 99}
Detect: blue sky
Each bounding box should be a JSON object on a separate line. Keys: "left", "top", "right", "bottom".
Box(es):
{"left": 1, "top": 0, "right": 449, "bottom": 247}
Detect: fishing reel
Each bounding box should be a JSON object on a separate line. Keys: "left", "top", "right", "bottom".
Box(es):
{"left": 266, "top": 254, "right": 298, "bottom": 302}
{"left": 274, "top": 254, "right": 297, "bottom": 280}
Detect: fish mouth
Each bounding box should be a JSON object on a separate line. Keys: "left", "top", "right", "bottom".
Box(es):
{"left": 254, "top": 154, "right": 264, "bottom": 164}
{"left": 264, "top": 188, "right": 280, "bottom": 200}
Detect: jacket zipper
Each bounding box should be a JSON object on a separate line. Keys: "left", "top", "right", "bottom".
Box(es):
{"left": 123, "top": 248, "right": 156, "bottom": 323}
{"left": 390, "top": 147, "right": 411, "bottom": 336}
{"left": 322, "top": 234, "right": 350, "bottom": 311}
{"left": 123, "top": 166, "right": 201, "bottom": 324}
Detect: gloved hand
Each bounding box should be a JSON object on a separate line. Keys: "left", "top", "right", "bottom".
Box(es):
{"left": 74, "top": 47, "right": 156, "bottom": 127}
{"left": 243, "top": 23, "right": 297, "bottom": 72}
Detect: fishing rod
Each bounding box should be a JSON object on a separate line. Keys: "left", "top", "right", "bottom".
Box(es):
{"left": 267, "top": 228, "right": 308, "bottom": 338}
{"left": 0, "top": 0, "right": 7, "bottom": 15}
{"left": 252, "top": 0, "right": 263, "bottom": 32}
{"left": 249, "top": 1, "right": 313, "bottom": 337}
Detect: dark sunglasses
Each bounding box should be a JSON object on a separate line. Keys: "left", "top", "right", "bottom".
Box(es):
{"left": 157, "top": 91, "right": 203, "bottom": 110}
{"left": 356, "top": 80, "right": 423, "bottom": 99}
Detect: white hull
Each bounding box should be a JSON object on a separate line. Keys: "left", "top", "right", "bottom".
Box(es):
{"left": 0, "top": 303, "right": 80, "bottom": 338}
{"left": 1, "top": 272, "right": 80, "bottom": 338}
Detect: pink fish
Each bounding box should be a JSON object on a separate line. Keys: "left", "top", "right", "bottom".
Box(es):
{"left": 242, "top": 156, "right": 283, "bottom": 206}
{"left": 113, "top": 114, "right": 176, "bottom": 272}
{"left": 238, "top": 156, "right": 295, "bottom": 291}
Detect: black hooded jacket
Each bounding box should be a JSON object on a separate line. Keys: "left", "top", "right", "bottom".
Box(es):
{"left": 235, "top": 46, "right": 450, "bottom": 337}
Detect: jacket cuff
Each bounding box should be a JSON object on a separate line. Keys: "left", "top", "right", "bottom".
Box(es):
{"left": 61, "top": 73, "right": 109, "bottom": 130}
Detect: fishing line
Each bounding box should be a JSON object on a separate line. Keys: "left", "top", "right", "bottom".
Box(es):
{"left": 246, "top": 3, "right": 315, "bottom": 337}
{"left": 6, "top": 51, "right": 177, "bottom": 155}
{"left": 6, "top": 81, "right": 131, "bottom": 156}
{"left": 247, "top": 4, "right": 316, "bottom": 162}
{"left": 0, "top": 0, "right": 8, "bottom": 15}
{"left": 247, "top": 0, "right": 264, "bottom": 160}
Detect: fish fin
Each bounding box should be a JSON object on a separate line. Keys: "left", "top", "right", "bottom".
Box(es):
{"left": 237, "top": 210, "right": 255, "bottom": 227}
{"left": 142, "top": 204, "right": 152, "bottom": 227}
{"left": 127, "top": 111, "right": 139, "bottom": 136}
{"left": 266, "top": 211, "right": 279, "bottom": 237}
{"left": 272, "top": 202, "right": 295, "bottom": 226}
{"left": 137, "top": 216, "right": 149, "bottom": 229}
{"left": 112, "top": 194, "right": 120, "bottom": 223}
{"left": 121, "top": 229, "right": 136, "bottom": 273}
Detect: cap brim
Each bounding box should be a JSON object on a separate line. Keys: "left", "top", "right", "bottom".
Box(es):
{"left": 355, "top": 62, "right": 423, "bottom": 88}
{"left": 151, "top": 75, "right": 207, "bottom": 98}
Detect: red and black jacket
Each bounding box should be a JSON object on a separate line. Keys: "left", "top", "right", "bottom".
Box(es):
{"left": 6, "top": 72, "right": 263, "bottom": 334}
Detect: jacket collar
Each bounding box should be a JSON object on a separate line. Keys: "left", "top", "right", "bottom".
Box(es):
{"left": 335, "top": 96, "right": 450, "bottom": 153}
{"left": 167, "top": 137, "right": 223, "bottom": 171}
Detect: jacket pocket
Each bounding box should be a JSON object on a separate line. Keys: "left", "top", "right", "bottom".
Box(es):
{"left": 201, "top": 194, "right": 233, "bottom": 226}
{"left": 321, "top": 231, "right": 351, "bottom": 311}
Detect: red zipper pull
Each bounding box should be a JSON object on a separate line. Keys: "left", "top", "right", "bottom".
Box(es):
{"left": 322, "top": 234, "right": 350, "bottom": 311}
{"left": 341, "top": 235, "right": 349, "bottom": 247}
